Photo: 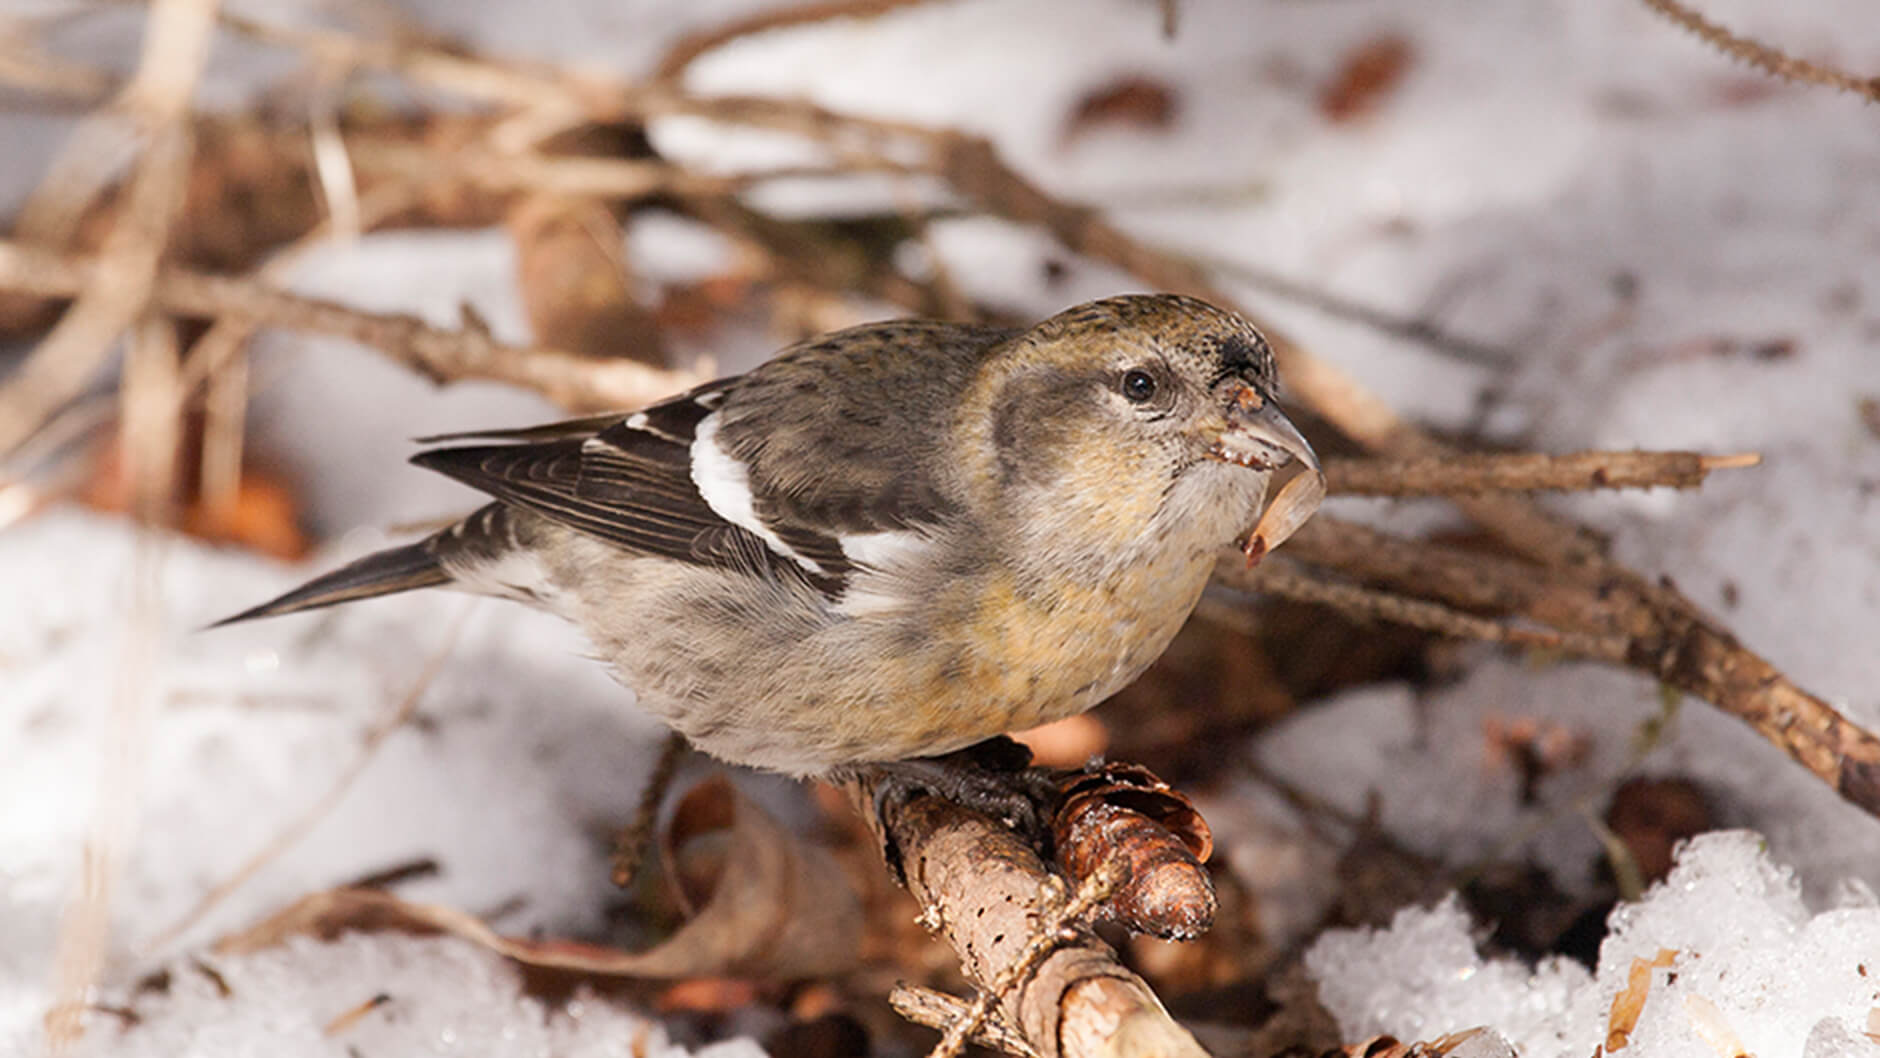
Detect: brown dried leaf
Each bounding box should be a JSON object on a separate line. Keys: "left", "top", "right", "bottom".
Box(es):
{"left": 653, "top": 977, "right": 761, "bottom": 1013}
{"left": 1060, "top": 74, "right": 1180, "bottom": 147}
{"left": 1604, "top": 777, "right": 1712, "bottom": 884}
{"left": 81, "top": 429, "right": 309, "bottom": 560}
{"left": 1319, "top": 35, "right": 1415, "bottom": 123}
{"left": 1857, "top": 396, "right": 1880, "bottom": 441}
{"left": 509, "top": 194, "right": 665, "bottom": 365}
{"left": 217, "top": 777, "right": 861, "bottom": 979}
{"left": 655, "top": 275, "right": 761, "bottom": 336}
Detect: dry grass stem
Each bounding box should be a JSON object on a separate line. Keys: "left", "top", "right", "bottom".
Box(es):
{"left": 1199, "top": 254, "right": 1514, "bottom": 368}
{"left": 348, "top": 138, "right": 893, "bottom": 201}
{"left": 37, "top": 3, "right": 222, "bottom": 1046}
{"left": 0, "top": 119, "right": 194, "bottom": 457}
{"left": 214, "top": 11, "right": 602, "bottom": 120}
{"left": 197, "top": 344, "right": 248, "bottom": 524}
{"left": 120, "top": 313, "right": 184, "bottom": 522}
{"left": 44, "top": 532, "right": 169, "bottom": 1052}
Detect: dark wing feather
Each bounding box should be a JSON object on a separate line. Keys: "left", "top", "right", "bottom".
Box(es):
{"left": 212, "top": 538, "right": 448, "bottom": 625}
{"left": 410, "top": 381, "right": 843, "bottom": 596}
{"left": 413, "top": 378, "right": 735, "bottom": 445}
{"left": 413, "top": 413, "right": 624, "bottom": 445}
{"left": 713, "top": 319, "right": 1016, "bottom": 534}
{"left": 410, "top": 315, "right": 1014, "bottom": 597}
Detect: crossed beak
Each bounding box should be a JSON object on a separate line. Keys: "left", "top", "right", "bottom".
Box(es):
{"left": 1209, "top": 383, "right": 1325, "bottom": 560}
{"left": 1209, "top": 384, "right": 1319, "bottom": 477}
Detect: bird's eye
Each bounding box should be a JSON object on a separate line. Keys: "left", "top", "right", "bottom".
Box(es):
{"left": 1120, "top": 369, "right": 1157, "bottom": 403}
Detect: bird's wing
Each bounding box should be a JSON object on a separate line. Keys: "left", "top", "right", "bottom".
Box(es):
{"left": 413, "top": 319, "right": 1017, "bottom": 600}
{"left": 711, "top": 318, "right": 1018, "bottom": 535}
{"left": 412, "top": 378, "right": 843, "bottom": 595}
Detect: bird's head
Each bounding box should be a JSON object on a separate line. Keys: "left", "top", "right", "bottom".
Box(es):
{"left": 958, "top": 294, "right": 1321, "bottom": 575}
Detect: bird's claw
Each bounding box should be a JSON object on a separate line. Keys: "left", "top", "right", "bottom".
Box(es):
{"left": 847, "top": 736, "right": 1062, "bottom": 885}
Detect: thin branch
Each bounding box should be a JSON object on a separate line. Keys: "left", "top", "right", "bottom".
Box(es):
{"left": 0, "top": 240, "right": 703, "bottom": 412}
{"left": 929, "top": 860, "right": 1125, "bottom": 1058}
{"left": 1227, "top": 557, "right": 1629, "bottom": 660}
{"left": 890, "top": 985, "right": 1041, "bottom": 1058}
{"left": 1199, "top": 252, "right": 1516, "bottom": 368}
{"left": 346, "top": 138, "right": 904, "bottom": 200}
{"left": 610, "top": 732, "right": 688, "bottom": 887}
{"left": 1324, "top": 449, "right": 1761, "bottom": 497}
{"left": 214, "top": 11, "right": 603, "bottom": 119}
{"left": 843, "top": 774, "right": 1212, "bottom": 1058}
{"left": 1252, "top": 516, "right": 1880, "bottom": 817}
{"left": 653, "top": 0, "right": 937, "bottom": 83}
{"left": 1638, "top": 0, "right": 1880, "bottom": 103}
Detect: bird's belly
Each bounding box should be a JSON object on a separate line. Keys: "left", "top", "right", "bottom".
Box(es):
{"left": 950, "top": 565, "right": 1210, "bottom": 726}
{"left": 753, "top": 557, "right": 1216, "bottom": 768}
{"left": 567, "top": 546, "right": 1213, "bottom": 775}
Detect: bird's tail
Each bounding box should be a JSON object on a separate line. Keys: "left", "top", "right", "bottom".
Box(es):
{"left": 212, "top": 539, "right": 449, "bottom": 626}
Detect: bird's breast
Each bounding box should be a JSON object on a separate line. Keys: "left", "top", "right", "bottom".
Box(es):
{"left": 930, "top": 549, "right": 1215, "bottom": 732}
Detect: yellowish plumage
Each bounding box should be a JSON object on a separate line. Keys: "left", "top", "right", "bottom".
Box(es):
{"left": 224, "top": 294, "right": 1319, "bottom": 777}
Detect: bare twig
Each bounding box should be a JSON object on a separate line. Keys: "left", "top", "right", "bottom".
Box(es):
{"left": 214, "top": 11, "right": 606, "bottom": 120}
{"left": 653, "top": 0, "right": 938, "bottom": 83}
{"left": 1227, "top": 557, "right": 1629, "bottom": 660}
{"left": 1200, "top": 253, "right": 1516, "bottom": 368}
{"left": 890, "top": 985, "right": 1041, "bottom": 1058}
{"left": 1638, "top": 0, "right": 1880, "bottom": 103}
{"left": 0, "top": 116, "right": 195, "bottom": 456}
{"left": 0, "top": 240, "right": 703, "bottom": 412}
{"left": 931, "top": 860, "right": 1125, "bottom": 1058}
{"left": 347, "top": 138, "right": 899, "bottom": 200}
{"left": 610, "top": 732, "right": 688, "bottom": 887}
{"left": 1324, "top": 449, "right": 1761, "bottom": 497}
{"left": 176, "top": 181, "right": 421, "bottom": 393}
{"left": 1257, "top": 516, "right": 1880, "bottom": 815}
{"left": 844, "top": 775, "right": 1211, "bottom": 1058}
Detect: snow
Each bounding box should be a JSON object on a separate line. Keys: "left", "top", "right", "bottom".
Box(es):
{"left": 0, "top": 509, "right": 695, "bottom": 1054}
{"left": 4, "top": 0, "right": 1879, "bottom": 1054}
{"left": 64, "top": 933, "right": 765, "bottom": 1058}
{"left": 1305, "top": 833, "right": 1880, "bottom": 1058}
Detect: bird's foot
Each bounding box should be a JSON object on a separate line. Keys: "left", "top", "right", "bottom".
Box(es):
{"left": 843, "top": 736, "right": 1062, "bottom": 884}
